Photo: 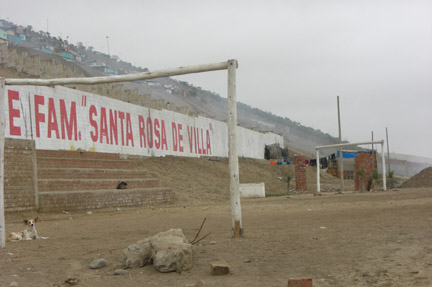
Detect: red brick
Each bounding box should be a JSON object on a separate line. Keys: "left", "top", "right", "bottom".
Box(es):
{"left": 288, "top": 278, "right": 312, "bottom": 287}
{"left": 210, "top": 260, "right": 230, "bottom": 276}
{"left": 354, "top": 153, "right": 376, "bottom": 191}
{"left": 295, "top": 156, "right": 308, "bottom": 192}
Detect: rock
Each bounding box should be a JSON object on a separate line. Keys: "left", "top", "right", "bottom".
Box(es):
{"left": 210, "top": 260, "right": 230, "bottom": 275}
{"left": 208, "top": 241, "right": 217, "bottom": 245}
{"left": 114, "top": 269, "right": 129, "bottom": 275}
{"left": 152, "top": 235, "right": 193, "bottom": 273}
{"left": 123, "top": 239, "right": 152, "bottom": 268}
{"left": 9, "top": 282, "right": 18, "bottom": 287}
{"left": 123, "top": 228, "right": 193, "bottom": 273}
{"left": 64, "top": 278, "right": 79, "bottom": 285}
{"left": 89, "top": 258, "right": 107, "bottom": 269}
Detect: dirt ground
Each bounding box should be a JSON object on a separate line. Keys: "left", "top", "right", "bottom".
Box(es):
{"left": 133, "top": 156, "right": 351, "bottom": 206}
{"left": 2, "top": 186, "right": 432, "bottom": 287}
{"left": 3, "top": 60, "right": 431, "bottom": 286}
{"left": 400, "top": 167, "right": 432, "bottom": 189}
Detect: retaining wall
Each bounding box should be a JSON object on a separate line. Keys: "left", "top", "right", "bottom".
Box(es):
{"left": 4, "top": 138, "right": 37, "bottom": 212}
{"left": 4, "top": 85, "right": 283, "bottom": 159}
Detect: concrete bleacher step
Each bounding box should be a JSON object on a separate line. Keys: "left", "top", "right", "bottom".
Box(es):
{"left": 36, "top": 149, "right": 124, "bottom": 160}
{"left": 38, "top": 187, "right": 173, "bottom": 212}
{"left": 37, "top": 168, "right": 148, "bottom": 180}
{"left": 37, "top": 157, "right": 136, "bottom": 169}
{"left": 38, "top": 178, "right": 160, "bottom": 192}
{"left": 35, "top": 149, "right": 174, "bottom": 211}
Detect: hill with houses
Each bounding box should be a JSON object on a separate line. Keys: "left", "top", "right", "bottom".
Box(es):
{"left": 1, "top": 18, "right": 431, "bottom": 177}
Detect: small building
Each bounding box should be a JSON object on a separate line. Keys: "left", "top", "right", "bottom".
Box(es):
{"left": 61, "top": 51, "right": 75, "bottom": 62}
{"left": 0, "top": 28, "right": 7, "bottom": 40}
{"left": 7, "top": 34, "right": 22, "bottom": 45}
{"left": 92, "top": 64, "right": 118, "bottom": 75}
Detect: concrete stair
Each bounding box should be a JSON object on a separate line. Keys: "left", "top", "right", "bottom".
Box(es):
{"left": 36, "top": 150, "right": 173, "bottom": 212}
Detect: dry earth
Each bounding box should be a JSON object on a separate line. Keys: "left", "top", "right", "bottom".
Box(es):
{"left": 400, "top": 167, "right": 432, "bottom": 189}
{"left": 1, "top": 156, "right": 431, "bottom": 287}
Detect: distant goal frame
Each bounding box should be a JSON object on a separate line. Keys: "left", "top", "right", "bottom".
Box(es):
{"left": 315, "top": 140, "right": 387, "bottom": 193}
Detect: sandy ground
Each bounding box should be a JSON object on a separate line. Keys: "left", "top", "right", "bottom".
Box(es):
{"left": 2, "top": 187, "right": 432, "bottom": 287}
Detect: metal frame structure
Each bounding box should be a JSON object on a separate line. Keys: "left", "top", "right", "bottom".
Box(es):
{"left": 315, "top": 140, "right": 387, "bottom": 193}
{"left": 0, "top": 59, "right": 243, "bottom": 247}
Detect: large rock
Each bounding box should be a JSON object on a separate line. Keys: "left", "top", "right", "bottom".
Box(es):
{"left": 123, "top": 228, "right": 193, "bottom": 273}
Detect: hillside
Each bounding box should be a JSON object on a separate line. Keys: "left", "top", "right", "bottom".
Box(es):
{"left": 0, "top": 18, "right": 340, "bottom": 158}
{"left": 2, "top": 18, "right": 432, "bottom": 178}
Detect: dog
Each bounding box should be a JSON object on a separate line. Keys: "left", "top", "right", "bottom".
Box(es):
{"left": 117, "top": 181, "right": 128, "bottom": 189}
{"left": 8, "top": 217, "right": 48, "bottom": 241}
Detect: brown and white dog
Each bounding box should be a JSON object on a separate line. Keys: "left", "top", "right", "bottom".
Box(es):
{"left": 8, "top": 217, "right": 48, "bottom": 241}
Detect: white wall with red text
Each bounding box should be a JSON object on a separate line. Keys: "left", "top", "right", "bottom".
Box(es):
{"left": 4, "top": 85, "right": 283, "bottom": 159}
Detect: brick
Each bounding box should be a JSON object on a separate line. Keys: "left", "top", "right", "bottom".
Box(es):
{"left": 295, "top": 156, "right": 308, "bottom": 192}
{"left": 210, "top": 260, "right": 230, "bottom": 276}
{"left": 288, "top": 278, "right": 312, "bottom": 287}
{"left": 354, "top": 153, "right": 376, "bottom": 191}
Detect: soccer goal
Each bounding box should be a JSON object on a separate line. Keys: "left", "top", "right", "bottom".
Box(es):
{"left": 0, "top": 59, "right": 243, "bottom": 247}
{"left": 315, "top": 140, "right": 387, "bottom": 193}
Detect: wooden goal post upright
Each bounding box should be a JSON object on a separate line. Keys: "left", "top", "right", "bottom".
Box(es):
{"left": 0, "top": 78, "right": 5, "bottom": 248}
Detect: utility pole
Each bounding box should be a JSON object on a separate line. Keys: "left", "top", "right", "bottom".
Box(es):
{"left": 337, "top": 96, "right": 344, "bottom": 192}
{"left": 386, "top": 127, "right": 391, "bottom": 175}
{"left": 106, "top": 36, "right": 110, "bottom": 57}
{"left": 372, "top": 131, "right": 378, "bottom": 170}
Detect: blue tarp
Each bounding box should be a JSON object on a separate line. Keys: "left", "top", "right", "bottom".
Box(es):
{"left": 337, "top": 151, "right": 360, "bottom": 159}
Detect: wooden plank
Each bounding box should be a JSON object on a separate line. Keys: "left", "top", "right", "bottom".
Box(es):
{"left": 0, "top": 78, "right": 5, "bottom": 247}
{"left": 227, "top": 60, "right": 242, "bottom": 237}
{"left": 5, "top": 62, "right": 230, "bottom": 86}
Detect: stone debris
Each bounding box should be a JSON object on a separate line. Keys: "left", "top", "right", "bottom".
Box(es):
{"left": 210, "top": 260, "right": 230, "bottom": 276}
{"left": 89, "top": 258, "right": 107, "bottom": 269}
{"left": 64, "top": 278, "right": 79, "bottom": 285}
{"left": 123, "top": 228, "right": 193, "bottom": 273}
{"left": 113, "top": 269, "right": 129, "bottom": 276}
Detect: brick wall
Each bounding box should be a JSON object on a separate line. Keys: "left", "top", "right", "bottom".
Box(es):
{"left": 4, "top": 138, "right": 37, "bottom": 212}
{"left": 354, "top": 153, "right": 375, "bottom": 191}
{"left": 2, "top": 139, "right": 174, "bottom": 213}
{"left": 295, "top": 156, "right": 307, "bottom": 192}
{"left": 38, "top": 188, "right": 174, "bottom": 212}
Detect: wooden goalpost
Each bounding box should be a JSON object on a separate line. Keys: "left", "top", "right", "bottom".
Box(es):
{"left": 0, "top": 59, "right": 243, "bottom": 248}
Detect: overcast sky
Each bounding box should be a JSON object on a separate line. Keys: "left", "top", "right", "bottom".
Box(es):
{"left": 2, "top": 0, "right": 432, "bottom": 158}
